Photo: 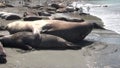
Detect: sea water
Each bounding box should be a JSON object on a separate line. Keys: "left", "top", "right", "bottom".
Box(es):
{"left": 72, "top": 0, "right": 120, "bottom": 34}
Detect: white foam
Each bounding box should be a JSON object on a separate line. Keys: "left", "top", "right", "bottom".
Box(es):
{"left": 90, "top": 7, "right": 120, "bottom": 34}
{"left": 71, "top": 1, "right": 120, "bottom": 34}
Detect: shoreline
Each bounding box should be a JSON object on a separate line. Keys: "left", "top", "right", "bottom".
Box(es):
{"left": 0, "top": 6, "right": 120, "bottom": 68}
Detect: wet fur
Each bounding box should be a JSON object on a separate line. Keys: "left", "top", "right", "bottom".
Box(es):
{"left": 0, "top": 20, "right": 93, "bottom": 43}
{"left": 0, "top": 32, "right": 73, "bottom": 50}
{"left": 41, "top": 20, "right": 94, "bottom": 43}
{"left": 3, "top": 20, "right": 50, "bottom": 34}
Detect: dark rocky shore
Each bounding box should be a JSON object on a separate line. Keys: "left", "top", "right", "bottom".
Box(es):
{"left": 0, "top": 2, "right": 120, "bottom": 68}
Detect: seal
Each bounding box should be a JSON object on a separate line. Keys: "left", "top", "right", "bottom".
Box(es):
{"left": 0, "top": 32, "right": 74, "bottom": 50}
{"left": 1, "top": 13, "right": 21, "bottom": 20}
{"left": 0, "top": 20, "right": 93, "bottom": 42}
{"left": 41, "top": 20, "right": 94, "bottom": 43}
{"left": 0, "top": 20, "right": 50, "bottom": 34}
{"left": 23, "top": 16, "right": 42, "bottom": 21}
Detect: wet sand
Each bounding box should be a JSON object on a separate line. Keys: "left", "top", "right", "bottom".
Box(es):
{"left": 0, "top": 7, "right": 120, "bottom": 68}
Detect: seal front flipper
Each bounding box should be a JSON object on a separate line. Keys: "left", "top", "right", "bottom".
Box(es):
{"left": 41, "top": 24, "right": 54, "bottom": 32}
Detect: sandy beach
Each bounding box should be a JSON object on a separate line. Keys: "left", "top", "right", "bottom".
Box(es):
{"left": 0, "top": 3, "right": 120, "bottom": 68}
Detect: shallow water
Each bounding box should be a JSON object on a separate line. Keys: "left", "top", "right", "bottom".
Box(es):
{"left": 75, "top": 1, "right": 120, "bottom": 67}
{"left": 72, "top": 0, "right": 120, "bottom": 34}
{"left": 7, "top": 0, "right": 120, "bottom": 34}
{"left": 90, "top": 5, "right": 120, "bottom": 34}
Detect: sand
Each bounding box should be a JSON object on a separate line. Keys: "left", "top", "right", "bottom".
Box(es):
{"left": 0, "top": 6, "right": 120, "bottom": 68}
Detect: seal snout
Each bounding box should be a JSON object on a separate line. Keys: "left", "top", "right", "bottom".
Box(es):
{"left": 92, "top": 22, "right": 104, "bottom": 29}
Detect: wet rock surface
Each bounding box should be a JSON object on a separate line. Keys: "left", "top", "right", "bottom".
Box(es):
{"left": 0, "top": 29, "right": 120, "bottom": 68}
{"left": 84, "top": 29, "right": 120, "bottom": 68}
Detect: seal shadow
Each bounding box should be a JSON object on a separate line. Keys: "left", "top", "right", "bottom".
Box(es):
{"left": 35, "top": 40, "right": 94, "bottom": 50}
{"left": 68, "top": 40, "right": 94, "bottom": 50}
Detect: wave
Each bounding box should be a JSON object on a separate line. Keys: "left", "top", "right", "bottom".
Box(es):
{"left": 71, "top": 1, "right": 120, "bottom": 34}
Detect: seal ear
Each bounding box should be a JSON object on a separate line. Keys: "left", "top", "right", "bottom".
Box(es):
{"left": 0, "top": 26, "right": 7, "bottom": 30}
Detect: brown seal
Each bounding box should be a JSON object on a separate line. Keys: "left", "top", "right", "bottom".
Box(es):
{"left": 41, "top": 20, "right": 94, "bottom": 43}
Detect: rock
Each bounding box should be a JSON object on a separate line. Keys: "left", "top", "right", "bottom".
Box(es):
{"left": 102, "top": 5, "right": 108, "bottom": 7}
{"left": 1, "top": 13, "right": 21, "bottom": 20}
{"left": 5, "top": 4, "right": 14, "bottom": 7}
{"left": 50, "top": 16, "right": 84, "bottom": 22}
{"left": 50, "top": 3, "right": 60, "bottom": 9}
{"left": 56, "top": 8, "right": 67, "bottom": 13}
{"left": 47, "top": 11, "right": 56, "bottom": 14}
{"left": 0, "top": 12, "right": 7, "bottom": 17}
{"left": 23, "top": 11, "right": 39, "bottom": 17}
{"left": 46, "top": 7, "right": 56, "bottom": 11}
{"left": 23, "top": 16, "right": 42, "bottom": 21}
{"left": 27, "top": 5, "right": 44, "bottom": 9}
{"left": 38, "top": 11, "right": 51, "bottom": 16}
{"left": 0, "top": 3, "right": 6, "bottom": 8}
{"left": 66, "top": 7, "right": 75, "bottom": 12}
{"left": 5, "top": 15, "right": 21, "bottom": 20}
{"left": 23, "top": 16, "right": 49, "bottom": 21}
{"left": 79, "top": 13, "right": 88, "bottom": 15}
